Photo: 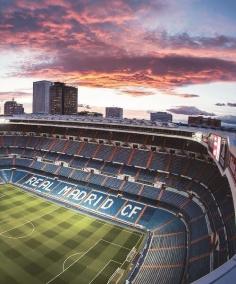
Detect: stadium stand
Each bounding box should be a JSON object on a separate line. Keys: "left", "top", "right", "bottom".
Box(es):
{"left": 0, "top": 118, "right": 235, "bottom": 284}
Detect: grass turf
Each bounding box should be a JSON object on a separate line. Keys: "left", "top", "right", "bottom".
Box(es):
{"left": 0, "top": 184, "right": 144, "bottom": 284}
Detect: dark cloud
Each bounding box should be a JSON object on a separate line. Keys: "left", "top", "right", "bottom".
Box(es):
{"left": 22, "top": 53, "right": 236, "bottom": 89}
{"left": 215, "top": 103, "right": 226, "bottom": 106}
{"left": 167, "top": 106, "right": 215, "bottom": 116}
{"left": 165, "top": 90, "right": 199, "bottom": 98}
{"left": 180, "top": 93, "right": 199, "bottom": 98}
{"left": 121, "top": 89, "right": 155, "bottom": 97}
{"left": 215, "top": 102, "right": 236, "bottom": 107}
{"left": 227, "top": 102, "right": 236, "bottom": 107}
{"left": 0, "top": 0, "right": 236, "bottom": 93}
{"left": 145, "top": 31, "right": 236, "bottom": 50}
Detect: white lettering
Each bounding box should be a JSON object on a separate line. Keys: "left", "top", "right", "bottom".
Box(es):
{"left": 67, "top": 189, "right": 81, "bottom": 199}
{"left": 32, "top": 178, "right": 44, "bottom": 187}
{"left": 25, "top": 176, "right": 37, "bottom": 185}
{"left": 73, "top": 191, "right": 87, "bottom": 201}
{"left": 100, "top": 198, "right": 114, "bottom": 210}
{"left": 92, "top": 196, "right": 103, "bottom": 207}
{"left": 83, "top": 194, "right": 97, "bottom": 205}
{"left": 120, "top": 204, "right": 142, "bottom": 218}
{"left": 38, "top": 180, "right": 53, "bottom": 192}
{"left": 58, "top": 186, "right": 73, "bottom": 195}
{"left": 129, "top": 206, "right": 142, "bottom": 218}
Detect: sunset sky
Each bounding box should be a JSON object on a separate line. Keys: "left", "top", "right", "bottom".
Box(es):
{"left": 0, "top": 0, "right": 236, "bottom": 122}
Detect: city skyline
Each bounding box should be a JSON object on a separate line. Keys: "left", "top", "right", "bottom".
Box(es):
{"left": 0, "top": 0, "right": 236, "bottom": 123}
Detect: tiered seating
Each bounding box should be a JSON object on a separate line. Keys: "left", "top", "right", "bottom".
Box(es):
{"left": 0, "top": 158, "right": 12, "bottom": 167}
{"left": 142, "top": 185, "right": 161, "bottom": 200}
{"left": 35, "top": 137, "right": 52, "bottom": 151}
{"left": 15, "top": 158, "right": 32, "bottom": 168}
{"left": 79, "top": 143, "right": 98, "bottom": 158}
{"left": 52, "top": 139, "right": 67, "bottom": 153}
{"left": 0, "top": 132, "right": 235, "bottom": 284}
{"left": 44, "top": 152, "right": 58, "bottom": 161}
{"left": 138, "top": 169, "right": 156, "bottom": 184}
{"left": 129, "top": 149, "right": 150, "bottom": 168}
{"left": 87, "top": 159, "right": 103, "bottom": 170}
{"left": 64, "top": 140, "right": 79, "bottom": 155}
{"left": 71, "top": 169, "right": 89, "bottom": 181}
{"left": 58, "top": 166, "right": 72, "bottom": 178}
{"left": 21, "top": 149, "right": 38, "bottom": 158}
{"left": 102, "top": 162, "right": 120, "bottom": 175}
{"left": 71, "top": 157, "right": 88, "bottom": 168}
{"left": 26, "top": 136, "right": 39, "bottom": 148}
{"left": 94, "top": 144, "right": 113, "bottom": 161}
{"left": 43, "top": 163, "right": 59, "bottom": 174}
{"left": 112, "top": 147, "right": 131, "bottom": 164}
{"left": 15, "top": 136, "right": 28, "bottom": 147}
{"left": 31, "top": 161, "right": 44, "bottom": 171}
{"left": 87, "top": 173, "right": 106, "bottom": 186}
{"left": 123, "top": 181, "right": 142, "bottom": 195}
{"left": 135, "top": 215, "right": 186, "bottom": 284}
{"left": 169, "top": 155, "right": 187, "bottom": 175}
{"left": 121, "top": 165, "right": 137, "bottom": 176}
{"left": 3, "top": 136, "right": 15, "bottom": 146}
{"left": 8, "top": 148, "right": 24, "bottom": 155}
{"left": 104, "top": 177, "right": 123, "bottom": 191}
{"left": 0, "top": 148, "right": 8, "bottom": 155}
{"left": 160, "top": 190, "right": 189, "bottom": 209}
{"left": 149, "top": 152, "right": 169, "bottom": 171}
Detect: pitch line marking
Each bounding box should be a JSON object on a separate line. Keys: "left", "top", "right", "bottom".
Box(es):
{"left": 0, "top": 220, "right": 35, "bottom": 239}
{"left": 101, "top": 239, "right": 131, "bottom": 251}
{"left": 0, "top": 207, "right": 59, "bottom": 240}
{"left": 46, "top": 239, "right": 101, "bottom": 284}
{"left": 88, "top": 259, "right": 122, "bottom": 284}
{"left": 62, "top": 252, "right": 84, "bottom": 271}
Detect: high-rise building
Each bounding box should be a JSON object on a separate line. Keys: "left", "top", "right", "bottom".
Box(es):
{"left": 105, "top": 107, "right": 123, "bottom": 119}
{"left": 188, "top": 116, "right": 221, "bottom": 128}
{"left": 49, "top": 82, "right": 78, "bottom": 115}
{"left": 33, "top": 80, "right": 53, "bottom": 114}
{"left": 150, "top": 112, "right": 172, "bottom": 123}
{"left": 4, "top": 99, "right": 24, "bottom": 115}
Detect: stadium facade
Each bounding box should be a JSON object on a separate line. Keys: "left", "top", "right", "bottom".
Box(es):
{"left": 0, "top": 115, "right": 235, "bottom": 283}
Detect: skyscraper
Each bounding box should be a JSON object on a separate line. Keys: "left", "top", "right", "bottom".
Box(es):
{"left": 33, "top": 80, "right": 52, "bottom": 114}
{"left": 150, "top": 112, "right": 172, "bottom": 123}
{"left": 105, "top": 107, "right": 123, "bottom": 119}
{"left": 49, "top": 82, "right": 78, "bottom": 115}
{"left": 4, "top": 99, "right": 24, "bottom": 115}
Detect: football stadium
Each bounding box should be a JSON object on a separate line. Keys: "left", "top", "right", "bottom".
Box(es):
{"left": 0, "top": 116, "right": 236, "bottom": 284}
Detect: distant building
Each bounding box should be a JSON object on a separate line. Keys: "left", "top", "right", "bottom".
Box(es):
{"left": 4, "top": 99, "right": 24, "bottom": 116}
{"left": 188, "top": 116, "right": 221, "bottom": 128}
{"left": 78, "top": 111, "right": 103, "bottom": 117}
{"left": 49, "top": 82, "right": 78, "bottom": 115}
{"left": 150, "top": 112, "right": 172, "bottom": 123}
{"left": 33, "top": 80, "right": 53, "bottom": 114}
{"left": 105, "top": 107, "right": 123, "bottom": 119}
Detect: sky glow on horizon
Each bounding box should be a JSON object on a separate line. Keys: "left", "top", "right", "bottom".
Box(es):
{"left": 0, "top": 0, "right": 235, "bottom": 121}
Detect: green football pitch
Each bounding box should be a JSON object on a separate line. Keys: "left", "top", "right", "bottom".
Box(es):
{"left": 0, "top": 184, "right": 144, "bottom": 284}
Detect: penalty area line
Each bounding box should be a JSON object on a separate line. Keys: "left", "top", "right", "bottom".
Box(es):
{"left": 46, "top": 239, "right": 101, "bottom": 284}
{"left": 88, "top": 259, "right": 122, "bottom": 284}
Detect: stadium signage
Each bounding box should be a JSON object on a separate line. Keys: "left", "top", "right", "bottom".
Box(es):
{"left": 58, "top": 186, "right": 143, "bottom": 218}
{"left": 24, "top": 176, "right": 143, "bottom": 220}
{"left": 25, "top": 176, "right": 54, "bottom": 191}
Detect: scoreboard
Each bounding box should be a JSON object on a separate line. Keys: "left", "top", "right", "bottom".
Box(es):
{"left": 229, "top": 152, "right": 236, "bottom": 184}
{"left": 208, "top": 134, "right": 222, "bottom": 162}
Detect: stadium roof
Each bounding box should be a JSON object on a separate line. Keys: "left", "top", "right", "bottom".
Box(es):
{"left": 193, "top": 255, "right": 236, "bottom": 284}
{"left": 2, "top": 114, "right": 236, "bottom": 155}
